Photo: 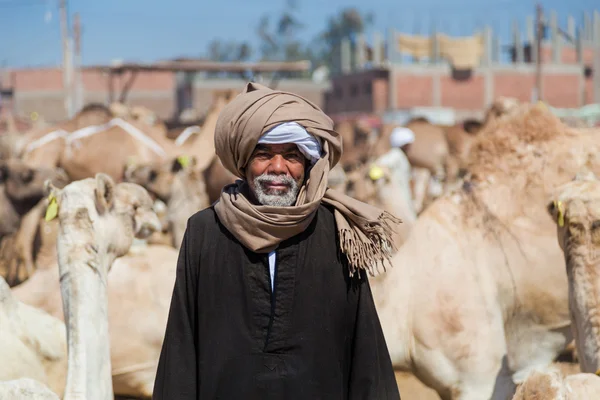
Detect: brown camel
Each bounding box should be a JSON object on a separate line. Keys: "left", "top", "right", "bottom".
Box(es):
{"left": 18, "top": 103, "right": 113, "bottom": 169}
{"left": 0, "top": 159, "right": 68, "bottom": 284}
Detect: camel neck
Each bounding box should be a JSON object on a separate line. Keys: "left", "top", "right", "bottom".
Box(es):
{"left": 58, "top": 223, "right": 114, "bottom": 400}
{"left": 566, "top": 249, "right": 600, "bottom": 374}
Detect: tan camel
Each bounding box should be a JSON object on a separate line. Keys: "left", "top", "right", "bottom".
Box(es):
{"left": 345, "top": 163, "right": 415, "bottom": 248}
{"left": 18, "top": 103, "right": 177, "bottom": 183}
{"left": 170, "top": 90, "right": 238, "bottom": 203}
{"left": 1, "top": 173, "right": 161, "bottom": 399}
{"left": 512, "top": 368, "right": 600, "bottom": 399}
{"left": 509, "top": 175, "right": 600, "bottom": 400}
{"left": 0, "top": 159, "right": 68, "bottom": 284}
{"left": 124, "top": 155, "right": 210, "bottom": 248}
{"left": 18, "top": 104, "right": 113, "bottom": 169}
{"left": 369, "top": 104, "right": 600, "bottom": 399}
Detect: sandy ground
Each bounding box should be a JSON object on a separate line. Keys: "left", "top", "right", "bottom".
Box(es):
{"left": 396, "top": 371, "right": 441, "bottom": 400}
{"left": 394, "top": 362, "right": 581, "bottom": 400}
{"left": 115, "top": 363, "right": 580, "bottom": 399}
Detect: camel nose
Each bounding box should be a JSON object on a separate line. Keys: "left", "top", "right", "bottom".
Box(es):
{"left": 135, "top": 209, "right": 162, "bottom": 239}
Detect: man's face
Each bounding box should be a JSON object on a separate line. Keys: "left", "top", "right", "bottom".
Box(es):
{"left": 245, "top": 143, "right": 307, "bottom": 206}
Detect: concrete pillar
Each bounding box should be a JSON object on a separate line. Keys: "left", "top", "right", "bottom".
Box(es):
{"left": 584, "top": 12, "right": 592, "bottom": 42}
{"left": 527, "top": 15, "right": 536, "bottom": 63}
{"left": 482, "top": 26, "right": 493, "bottom": 66}
{"left": 387, "top": 28, "right": 397, "bottom": 110}
{"left": 550, "top": 10, "right": 561, "bottom": 63}
{"left": 341, "top": 38, "right": 351, "bottom": 74}
{"left": 373, "top": 32, "right": 383, "bottom": 66}
{"left": 356, "top": 33, "right": 366, "bottom": 70}
{"left": 513, "top": 20, "right": 524, "bottom": 63}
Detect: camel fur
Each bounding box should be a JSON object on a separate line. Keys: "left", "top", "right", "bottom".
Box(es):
{"left": 370, "top": 103, "right": 600, "bottom": 399}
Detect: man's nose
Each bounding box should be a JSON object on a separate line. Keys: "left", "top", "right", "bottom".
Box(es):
{"left": 268, "top": 154, "right": 288, "bottom": 175}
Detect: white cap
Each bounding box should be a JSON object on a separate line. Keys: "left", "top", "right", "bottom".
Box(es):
{"left": 390, "top": 127, "right": 415, "bottom": 148}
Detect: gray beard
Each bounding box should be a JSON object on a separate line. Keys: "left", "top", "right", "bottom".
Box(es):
{"left": 253, "top": 173, "right": 299, "bottom": 207}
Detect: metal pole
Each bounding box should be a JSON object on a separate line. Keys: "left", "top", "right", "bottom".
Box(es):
{"left": 534, "top": 3, "right": 543, "bottom": 102}
{"left": 73, "top": 12, "right": 82, "bottom": 112}
{"left": 60, "top": 0, "right": 74, "bottom": 118}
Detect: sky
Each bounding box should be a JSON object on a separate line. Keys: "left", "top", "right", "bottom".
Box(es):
{"left": 0, "top": 0, "right": 597, "bottom": 68}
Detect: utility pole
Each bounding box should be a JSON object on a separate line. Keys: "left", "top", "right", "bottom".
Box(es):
{"left": 594, "top": 11, "right": 600, "bottom": 103}
{"left": 59, "top": 0, "right": 74, "bottom": 118}
{"left": 73, "top": 12, "right": 82, "bottom": 113}
{"left": 534, "top": 3, "right": 543, "bottom": 102}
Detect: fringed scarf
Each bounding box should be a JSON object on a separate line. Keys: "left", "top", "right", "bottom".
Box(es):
{"left": 213, "top": 82, "right": 401, "bottom": 276}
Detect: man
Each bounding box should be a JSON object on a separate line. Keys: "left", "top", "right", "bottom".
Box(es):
{"left": 371, "top": 126, "right": 417, "bottom": 221}
{"left": 153, "top": 82, "right": 401, "bottom": 400}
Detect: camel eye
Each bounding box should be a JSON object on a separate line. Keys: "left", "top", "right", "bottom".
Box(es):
{"left": 148, "top": 170, "right": 158, "bottom": 182}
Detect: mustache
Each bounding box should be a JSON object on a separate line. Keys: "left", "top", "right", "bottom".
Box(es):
{"left": 255, "top": 174, "right": 295, "bottom": 186}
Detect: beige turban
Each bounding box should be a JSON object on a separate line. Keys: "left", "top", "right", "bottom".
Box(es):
{"left": 213, "top": 82, "right": 400, "bottom": 276}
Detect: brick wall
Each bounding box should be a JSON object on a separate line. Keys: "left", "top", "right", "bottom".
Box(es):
{"left": 4, "top": 68, "right": 327, "bottom": 123}
{"left": 326, "top": 64, "right": 595, "bottom": 119}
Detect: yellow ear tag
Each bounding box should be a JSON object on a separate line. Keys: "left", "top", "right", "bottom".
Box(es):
{"left": 556, "top": 200, "right": 565, "bottom": 227}
{"left": 45, "top": 195, "right": 58, "bottom": 222}
{"left": 369, "top": 165, "right": 385, "bottom": 181}
{"left": 177, "top": 155, "right": 190, "bottom": 168}
{"left": 126, "top": 156, "right": 137, "bottom": 167}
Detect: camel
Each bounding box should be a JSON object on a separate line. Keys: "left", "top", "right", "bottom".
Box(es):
{"left": 0, "top": 276, "right": 67, "bottom": 398}
{"left": 166, "top": 90, "right": 237, "bottom": 203}
{"left": 345, "top": 162, "right": 415, "bottom": 248}
{"left": 0, "top": 159, "right": 68, "bottom": 284}
{"left": 11, "top": 181, "right": 179, "bottom": 398}
{"left": 509, "top": 175, "right": 600, "bottom": 399}
{"left": 1, "top": 173, "right": 162, "bottom": 399}
{"left": 368, "top": 103, "right": 600, "bottom": 399}
{"left": 17, "top": 103, "right": 177, "bottom": 183}
{"left": 18, "top": 104, "right": 113, "bottom": 169}
{"left": 124, "top": 155, "right": 210, "bottom": 248}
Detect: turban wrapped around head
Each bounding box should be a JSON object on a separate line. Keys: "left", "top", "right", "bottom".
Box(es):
{"left": 213, "top": 82, "right": 400, "bottom": 277}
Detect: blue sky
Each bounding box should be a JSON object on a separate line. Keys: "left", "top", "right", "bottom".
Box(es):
{"left": 0, "top": 0, "right": 597, "bottom": 67}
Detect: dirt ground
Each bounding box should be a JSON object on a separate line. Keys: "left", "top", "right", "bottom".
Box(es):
{"left": 396, "top": 371, "right": 441, "bottom": 399}
{"left": 394, "top": 361, "right": 581, "bottom": 400}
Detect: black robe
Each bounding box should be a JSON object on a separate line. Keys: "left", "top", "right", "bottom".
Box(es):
{"left": 153, "top": 204, "right": 400, "bottom": 400}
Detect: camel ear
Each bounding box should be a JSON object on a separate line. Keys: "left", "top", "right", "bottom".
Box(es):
{"left": 173, "top": 155, "right": 195, "bottom": 172}
{"left": 95, "top": 173, "right": 115, "bottom": 215}
{"left": 44, "top": 179, "right": 57, "bottom": 198}
{"left": 547, "top": 199, "right": 565, "bottom": 227}
{"left": 463, "top": 119, "right": 483, "bottom": 134}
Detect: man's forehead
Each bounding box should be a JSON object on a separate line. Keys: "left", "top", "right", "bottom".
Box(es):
{"left": 254, "top": 143, "right": 302, "bottom": 152}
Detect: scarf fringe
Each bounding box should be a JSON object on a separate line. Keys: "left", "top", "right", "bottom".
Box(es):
{"left": 339, "top": 211, "right": 402, "bottom": 278}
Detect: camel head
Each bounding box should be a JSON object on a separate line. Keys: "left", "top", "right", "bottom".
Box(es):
{"left": 482, "top": 97, "right": 521, "bottom": 127}
{"left": 547, "top": 171, "right": 600, "bottom": 374}
{"left": 72, "top": 103, "right": 113, "bottom": 129}
{"left": 123, "top": 155, "right": 198, "bottom": 203}
{"left": 345, "top": 163, "right": 392, "bottom": 205}
{"left": 0, "top": 159, "right": 69, "bottom": 206}
{"left": 44, "top": 173, "right": 161, "bottom": 259}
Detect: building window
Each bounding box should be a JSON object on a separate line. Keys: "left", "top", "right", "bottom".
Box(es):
{"left": 350, "top": 83, "right": 358, "bottom": 97}
{"left": 364, "top": 81, "right": 372, "bottom": 95}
